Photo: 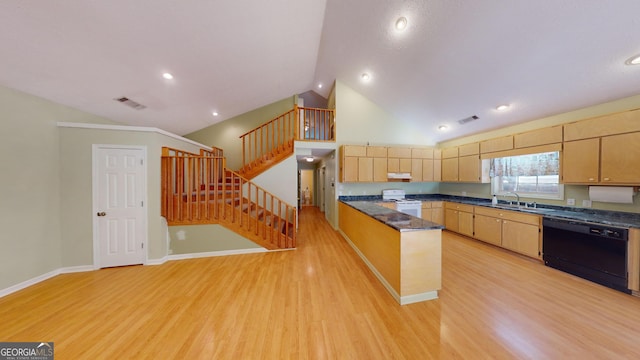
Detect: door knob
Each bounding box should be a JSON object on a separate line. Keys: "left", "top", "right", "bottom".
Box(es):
{"left": 97, "top": 212, "right": 106, "bottom": 216}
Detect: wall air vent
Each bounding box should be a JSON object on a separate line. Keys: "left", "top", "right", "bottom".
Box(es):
{"left": 458, "top": 115, "right": 479, "bottom": 125}
{"left": 114, "top": 97, "right": 146, "bottom": 110}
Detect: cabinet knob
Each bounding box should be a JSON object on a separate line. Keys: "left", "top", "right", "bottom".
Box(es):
{"left": 603, "top": 177, "right": 611, "bottom": 181}
{"left": 588, "top": 178, "right": 595, "bottom": 181}
{"left": 496, "top": 219, "right": 501, "bottom": 222}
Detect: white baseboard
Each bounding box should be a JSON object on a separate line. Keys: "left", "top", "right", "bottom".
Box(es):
{"left": 1, "top": 248, "right": 270, "bottom": 298}
{"left": 0, "top": 265, "right": 94, "bottom": 298}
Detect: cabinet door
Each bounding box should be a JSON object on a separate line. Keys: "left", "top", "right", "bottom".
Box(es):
{"left": 433, "top": 159, "right": 442, "bottom": 182}
{"left": 562, "top": 138, "right": 599, "bottom": 183}
{"left": 458, "top": 155, "right": 480, "bottom": 182}
{"left": 411, "top": 159, "right": 423, "bottom": 182}
{"left": 422, "top": 159, "right": 434, "bottom": 182}
{"left": 373, "top": 157, "right": 388, "bottom": 182}
{"left": 600, "top": 132, "right": 640, "bottom": 184}
{"left": 421, "top": 208, "right": 433, "bottom": 221}
{"left": 399, "top": 158, "right": 412, "bottom": 173}
{"left": 358, "top": 157, "right": 373, "bottom": 182}
{"left": 458, "top": 211, "right": 474, "bottom": 237}
{"left": 501, "top": 220, "right": 540, "bottom": 258}
{"left": 442, "top": 158, "right": 459, "bottom": 182}
{"left": 431, "top": 207, "right": 444, "bottom": 225}
{"left": 343, "top": 157, "right": 358, "bottom": 182}
{"left": 445, "top": 209, "right": 459, "bottom": 232}
{"left": 388, "top": 158, "right": 399, "bottom": 172}
{"left": 474, "top": 214, "right": 502, "bottom": 246}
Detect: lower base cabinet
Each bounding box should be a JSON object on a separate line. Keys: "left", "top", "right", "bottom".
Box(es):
{"left": 447, "top": 204, "right": 542, "bottom": 259}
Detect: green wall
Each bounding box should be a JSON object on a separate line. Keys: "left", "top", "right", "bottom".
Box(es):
{"left": 185, "top": 96, "right": 295, "bottom": 170}
{"left": 0, "top": 85, "right": 118, "bottom": 290}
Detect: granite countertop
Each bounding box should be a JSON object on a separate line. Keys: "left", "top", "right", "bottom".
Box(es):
{"left": 339, "top": 195, "right": 640, "bottom": 229}
{"left": 341, "top": 201, "right": 445, "bottom": 232}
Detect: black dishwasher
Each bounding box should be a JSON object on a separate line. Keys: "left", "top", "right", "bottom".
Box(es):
{"left": 542, "top": 217, "right": 630, "bottom": 294}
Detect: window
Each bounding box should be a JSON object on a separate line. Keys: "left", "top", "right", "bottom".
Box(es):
{"left": 490, "top": 151, "right": 564, "bottom": 200}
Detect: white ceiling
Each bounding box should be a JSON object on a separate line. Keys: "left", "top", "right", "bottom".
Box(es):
{"left": 2, "top": 0, "right": 640, "bottom": 144}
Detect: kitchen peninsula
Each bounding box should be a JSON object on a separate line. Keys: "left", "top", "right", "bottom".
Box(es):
{"left": 338, "top": 200, "right": 444, "bottom": 305}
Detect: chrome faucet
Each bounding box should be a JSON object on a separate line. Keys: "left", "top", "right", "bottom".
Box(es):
{"left": 504, "top": 192, "right": 520, "bottom": 207}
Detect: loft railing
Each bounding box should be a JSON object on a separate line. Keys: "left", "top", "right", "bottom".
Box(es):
{"left": 238, "top": 105, "right": 335, "bottom": 172}
{"left": 161, "top": 147, "right": 296, "bottom": 249}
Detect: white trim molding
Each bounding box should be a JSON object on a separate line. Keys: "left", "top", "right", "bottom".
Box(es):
{"left": 57, "top": 122, "right": 210, "bottom": 150}
{"left": 0, "top": 265, "right": 94, "bottom": 298}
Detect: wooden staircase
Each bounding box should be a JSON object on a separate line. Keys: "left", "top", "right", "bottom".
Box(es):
{"left": 161, "top": 147, "right": 296, "bottom": 250}
{"left": 237, "top": 105, "right": 335, "bottom": 179}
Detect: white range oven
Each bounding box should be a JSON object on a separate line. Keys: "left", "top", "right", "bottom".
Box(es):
{"left": 381, "top": 189, "right": 422, "bottom": 218}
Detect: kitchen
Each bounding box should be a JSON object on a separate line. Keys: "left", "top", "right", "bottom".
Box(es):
{"left": 336, "top": 105, "right": 640, "bottom": 301}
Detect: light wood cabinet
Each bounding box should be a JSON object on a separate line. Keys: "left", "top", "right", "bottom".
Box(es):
{"left": 514, "top": 126, "right": 563, "bottom": 148}
{"left": 480, "top": 136, "right": 513, "bottom": 154}
{"left": 474, "top": 213, "right": 503, "bottom": 246}
{"left": 563, "top": 132, "right": 640, "bottom": 185}
{"left": 342, "top": 155, "right": 359, "bottom": 182}
{"left": 501, "top": 220, "right": 540, "bottom": 258}
{"left": 442, "top": 147, "right": 459, "bottom": 159}
{"left": 422, "top": 159, "right": 435, "bottom": 182}
{"left": 433, "top": 150, "right": 442, "bottom": 182}
{"left": 563, "top": 108, "right": 640, "bottom": 141}
{"left": 373, "top": 157, "right": 388, "bottom": 182}
{"left": 600, "top": 132, "right": 640, "bottom": 184}
{"left": 444, "top": 203, "right": 473, "bottom": 237}
{"left": 458, "top": 155, "right": 480, "bottom": 182}
{"left": 562, "top": 138, "right": 600, "bottom": 184}
{"left": 473, "top": 206, "right": 541, "bottom": 259}
{"left": 358, "top": 157, "right": 373, "bottom": 182}
{"left": 442, "top": 158, "right": 459, "bottom": 182}
{"left": 458, "top": 142, "right": 479, "bottom": 156}
{"left": 421, "top": 201, "right": 444, "bottom": 225}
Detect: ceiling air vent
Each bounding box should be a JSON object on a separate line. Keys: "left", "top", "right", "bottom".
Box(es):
{"left": 458, "top": 115, "right": 479, "bottom": 125}
{"left": 114, "top": 96, "right": 146, "bottom": 110}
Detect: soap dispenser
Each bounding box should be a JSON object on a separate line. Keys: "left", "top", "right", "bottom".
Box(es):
{"left": 492, "top": 194, "right": 498, "bottom": 205}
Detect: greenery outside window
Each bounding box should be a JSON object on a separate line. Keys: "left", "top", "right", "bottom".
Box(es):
{"left": 490, "top": 151, "right": 564, "bottom": 200}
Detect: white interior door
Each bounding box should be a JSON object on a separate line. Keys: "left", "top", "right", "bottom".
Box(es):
{"left": 94, "top": 145, "right": 147, "bottom": 268}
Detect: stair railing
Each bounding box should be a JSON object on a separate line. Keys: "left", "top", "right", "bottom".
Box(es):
{"left": 161, "top": 147, "right": 296, "bottom": 249}
{"left": 238, "top": 106, "right": 335, "bottom": 173}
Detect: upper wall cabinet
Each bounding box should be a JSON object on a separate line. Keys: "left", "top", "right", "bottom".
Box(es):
{"left": 480, "top": 136, "right": 513, "bottom": 154}
{"left": 340, "top": 145, "right": 438, "bottom": 183}
{"left": 514, "top": 126, "right": 563, "bottom": 148}
{"left": 564, "top": 108, "right": 640, "bottom": 141}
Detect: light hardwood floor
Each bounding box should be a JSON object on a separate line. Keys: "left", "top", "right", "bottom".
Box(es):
{"left": 2, "top": 206, "right": 640, "bottom": 359}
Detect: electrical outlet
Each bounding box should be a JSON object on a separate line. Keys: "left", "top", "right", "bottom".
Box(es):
{"left": 567, "top": 198, "right": 575, "bottom": 206}
{"left": 582, "top": 199, "right": 592, "bottom": 208}
{"left": 461, "top": 191, "right": 467, "bottom": 196}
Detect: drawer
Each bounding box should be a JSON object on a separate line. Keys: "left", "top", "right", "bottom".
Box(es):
{"left": 445, "top": 202, "right": 474, "bottom": 212}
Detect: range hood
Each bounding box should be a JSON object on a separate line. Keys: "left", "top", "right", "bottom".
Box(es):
{"left": 387, "top": 172, "right": 412, "bottom": 181}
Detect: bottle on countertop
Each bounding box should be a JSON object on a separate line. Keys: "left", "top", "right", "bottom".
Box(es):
{"left": 492, "top": 195, "right": 498, "bottom": 205}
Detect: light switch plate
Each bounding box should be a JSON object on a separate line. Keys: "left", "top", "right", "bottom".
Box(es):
{"left": 567, "top": 198, "right": 576, "bottom": 206}
{"left": 582, "top": 199, "right": 592, "bottom": 208}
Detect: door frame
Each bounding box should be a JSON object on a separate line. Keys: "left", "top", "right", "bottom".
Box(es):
{"left": 92, "top": 144, "right": 148, "bottom": 269}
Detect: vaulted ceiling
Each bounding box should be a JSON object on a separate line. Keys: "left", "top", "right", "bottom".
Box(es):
{"left": 2, "top": 1, "right": 640, "bottom": 144}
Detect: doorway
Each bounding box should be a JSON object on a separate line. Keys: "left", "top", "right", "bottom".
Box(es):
{"left": 300, "top": 169, "right": 314, "bottom": 207}
{"left": 92, "top": 145, "right": 147, "bottom": 268}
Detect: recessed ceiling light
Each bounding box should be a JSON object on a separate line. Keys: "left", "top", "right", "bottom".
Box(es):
{"left": 496, "top": 104, "right": 510, "bottom": 111}
{"left": 318, "top": 83, "right": 323, "bottom": 89}
{"left": 361, "top": 73, "right": 371, "bottom": 81}
{"left": 162, "top": 72, "right": 174, "bottom": 80}
{"left": 438, "top": 125, "right": 448, "bottom": 131}
{"left": 625, "top": 54, "right": 640, "bottom": 65}
{"left": 395, "top": 17, "right": 408, "bottom": 31}
{"left": 305, "top": 157, "right": 314, "bottom": 162}
{"left": 212, "top": 111, "right": 219, "bottom": 116}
